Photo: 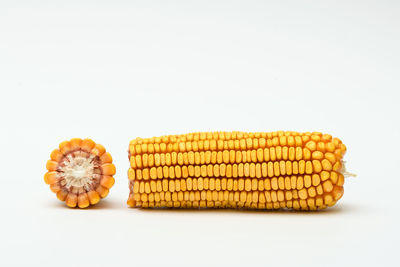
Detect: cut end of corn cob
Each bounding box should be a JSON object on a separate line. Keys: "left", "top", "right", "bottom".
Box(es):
{"left": 44, "top": 138, "right": 115, "bottom": 208}
{"left": 127, "top": 131, "right": 350, "bottom": 211}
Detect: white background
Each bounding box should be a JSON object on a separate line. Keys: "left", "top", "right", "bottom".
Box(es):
{"left": 1, "top": 1, "right": 399, "bottom": 266}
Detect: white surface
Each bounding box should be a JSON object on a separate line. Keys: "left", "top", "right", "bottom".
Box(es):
{"left": 1, "top": 1, "right": 399, "bottom": 266}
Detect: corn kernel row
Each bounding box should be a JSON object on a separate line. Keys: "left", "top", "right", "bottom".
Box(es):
{"left": 129, "top": 188, "right": 343, "bottom": 204}
{"left": 129, "top": 146, "right": 344, "bottom": 169}
{"left": 128, "top": 189, "right": 342, "bottom": 210}
{"left": 128, "top": 160, "right": 343, "bottom": 181}
{"left": 129, "top": 174, "right": 344, "bottom": 195}
{"left": 130, "top": 131, "right": 337, "bottom": 146}
{"left": 129, "top": 134, "right": 346, "bottom": 156}
{"left": 131, "top": 200, "right": 332, "bottom": 210}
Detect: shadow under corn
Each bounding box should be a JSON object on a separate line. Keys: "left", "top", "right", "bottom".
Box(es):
{"left": 45, "top": 199, "right": 365, "bottom": 215}
{"left": 45, "top": 198, "right": 125, "bottom": 210}
{"left": 131, "top": 203, "right": 364, "bottom": 215}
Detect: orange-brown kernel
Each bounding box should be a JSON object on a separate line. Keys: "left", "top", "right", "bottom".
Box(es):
{"left": 81, "top": 138, "right": 96, "bottom": 152}
{"left": 326, "top": 142, "right": 335, "bottom": 152}
{"left": 92, "top": 144, "right": 106, "bottom": 157}
{"left": 330, "top": 171, "right": 338, "bottom": 184}
{"left": 323, "top": 180, "right": 333, "bottom": 193}
{"left": 44, "top": 171, "right": 58, "bottom": 184}
{"left": 320, "top": 171, "right": 330, "bottom": 181}
{"left": 312, "top": 151, "right": 324, "bottom": 160}
{"left": 305, "top": 161, "right": 313, "bottom": 174}
{"left": 78, "top": 193, "right": 90, "bottom": 208}
{"left": 325, "top": 153, "right": 337, "bottom": 164}
{"left": 317, "top": 142, "right": 325, "bottom": 153}
{"left": 334, "top": 149, "right": 342, "bottom": 158}
{"left": 332, "top": 186, "right": 344, "bottom": 201}
{"left": 305, "top": 141, "right": 316, "bottom": 152}
{"left": 312, "top": 160, "right": 322, "bottom": 173}
{"left": 333, "top": 137, "right": 342, "bottom": 146}
{"left": 321, "top": 134, "right": 332, "bottom": 142}
{"left": 304, "top": 175, "right": 312, "bottom": 188}
{"left": 59, "top": 141, "right": 72, "bottom": 155}
{"left": 333, "top": 161, "right": 342, "bottom": 172}
{"left": 337, "top": 173, "right": 345, "bottom": 186}
{"left": 96, "top": 186, "right": 109, "bottom": 198}
{"left": 127, "top": 194, "right": 135, "bottom": 207}
{"left": 56, "top": 189, "right": 68, "bottom": 201}
{"left": 46, "top": 160, "right": 58, "bottom": 171}
{"left": 324, "top": 194, "right": 335, "bottom": 206}
{"left": 65, "top": 193, "right": 78, "bottom": 208}
{"left": 298, "top": 188, "right": 308, "bottom": 200}
{"left": 88, "top": 190, "right": 101, "bottom": 205}
{"left": 70, "top": 138, "right": 82, "bottom": 151}
{"left": 50, "top": 149, "right": 63, "bottom": 162}
{"left": 101, "top": 163, "right": 116, "bottom": 176}
{"left": 100, "top": 152, "right": 113, "bottom": 164}
{"left": 316, "top": 184, "right": 324, "bottom": 195}
{"left": 49, "top": 183, "right": 61, "bottom": 193}
{"left": 312, "top": 174, "right": 320, "bottom": 186}
{"left": 128, "top": 168, "right": 135, "bottom": 180}
{"left": 321, "top": 159, "right": 332, "bottom": 171}
{"left": 308, "top": 187, "right": 316, "bottom": 198}
{"left": 296, "top": 176, "right": 304, "bottom": 190}
{"left": 340, "top": 143, "right": 347, "bottom": 153}
{"left": 303, "top": 148, "right": 311, "bottom": 160}
{"left": 100, "top": 176, "right": 115, "bottom": 189}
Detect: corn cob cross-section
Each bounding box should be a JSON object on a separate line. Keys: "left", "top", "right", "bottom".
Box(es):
{"left": 44, "top": 138, "right": 116, "bottom": 208}
{"left": 127, "top": 131, "right": 347, "bottom": 210}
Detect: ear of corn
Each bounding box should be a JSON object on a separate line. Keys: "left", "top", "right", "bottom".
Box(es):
{"left": 44, "top": 138, "right": 116, "bottom": 208}
{"left": 127, "top": 131, "right": 347, "bottom": 210}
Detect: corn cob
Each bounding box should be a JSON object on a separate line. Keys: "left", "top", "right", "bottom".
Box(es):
{"left": 127, "top": 131, "right": 348, "bottom": 210}
{"left": 44, "top": 138, "right": 116, "bottom": 208}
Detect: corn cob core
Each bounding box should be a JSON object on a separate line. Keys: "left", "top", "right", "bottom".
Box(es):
{"left": 127, "top": 131, "right": 347, "bottom": 210}
{"left": 44, "top": 138, "right": 116, "bottom": 208}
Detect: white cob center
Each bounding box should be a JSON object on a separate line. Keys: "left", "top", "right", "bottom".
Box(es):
{"left": 58, "top": 154, "right": 98, "bottom": 189}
